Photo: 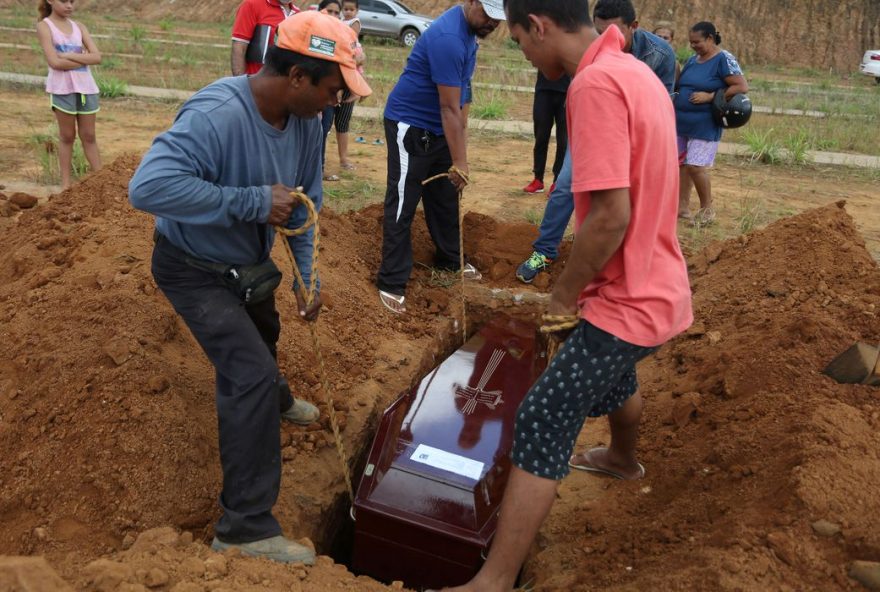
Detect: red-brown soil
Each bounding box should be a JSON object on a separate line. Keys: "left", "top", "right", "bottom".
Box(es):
{"left": 1, "top": 157, "right": 879, "bottom": 590}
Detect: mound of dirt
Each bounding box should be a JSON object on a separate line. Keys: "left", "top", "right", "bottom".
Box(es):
{"left": 526, "top": 201, "right": 880, "bottom": 591}
{"left": 0, "top": 156, "right": 486, "bottom": 590}
{"left": 1, "top": 156, "right": 878, "bottom": 591}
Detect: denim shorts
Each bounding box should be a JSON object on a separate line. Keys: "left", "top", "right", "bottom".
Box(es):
{"left": 677, "top": 135, "right": 719, "bottom": 167}
{"left": 51, "top": 93, "right": 100, "bottom": 115}
{"left": 511, "top": 321, "right": 656, "bottom": 480}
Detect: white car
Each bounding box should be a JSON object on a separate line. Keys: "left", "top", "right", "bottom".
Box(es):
{"left": 860, "top": 50, "right": 880, "bottom": 84}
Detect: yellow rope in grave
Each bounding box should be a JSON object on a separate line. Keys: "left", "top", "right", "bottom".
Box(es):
{"left": 422, "top": 165, "right": 470, "bottom": 344}
{"left": 274, "top": 190, "right": 353, "bottom": 504}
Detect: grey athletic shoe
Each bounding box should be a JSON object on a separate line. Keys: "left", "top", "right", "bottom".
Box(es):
{"left": 211, "top": 535, "right": 316, "bottom": 565}
{"left": 281, "top": 399, "right": 320, "bottom": 425}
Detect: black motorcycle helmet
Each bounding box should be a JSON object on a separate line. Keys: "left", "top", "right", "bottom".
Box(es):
{"left": 712, "top": 89, "right": 752, "bottom": 128}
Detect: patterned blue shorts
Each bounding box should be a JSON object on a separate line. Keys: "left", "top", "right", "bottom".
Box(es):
{"left": 512, "top": 321, "right": 656, "bottom": 480}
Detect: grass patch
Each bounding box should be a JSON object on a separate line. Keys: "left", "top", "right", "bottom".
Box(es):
{"left": 101, "top": 55, "right": 122, "bottom": 70}
{"left": 676, "top": 46, "right": 693, "bottom": 64}
{"left": 734, "top": 193, "right": 768, "bottom": 234}
{"left": 679, "top": 219, "right": 724, "bottom": 254}
{"left": 743, "top": 128, "right": 783, "bottom": 164}
{"left": 523, "top": 208, "right": 542, "bottom": 225}
{"left": 96, "top": 76, "right": 129, "bottom": 98}
{"left": 472, "top": 96, "right": 508, "bottom": 120}
{"left": 416, "top": 263, "right": 461, "bottom": 289}
{"left": 783, "top": 129, "right": 811, "bottom": 165}
{"left": 27, "top": 125, "right": 89, "bottom": 184}
{"left": 130, "top": 24, "right": 146, "bottom": 44}
{"left": 322, "top": 177, "right": 380, "bottom": 212}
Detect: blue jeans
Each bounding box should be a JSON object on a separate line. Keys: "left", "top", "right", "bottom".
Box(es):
{"left": 532, "top": 149, "right": 573, "bottom": 260}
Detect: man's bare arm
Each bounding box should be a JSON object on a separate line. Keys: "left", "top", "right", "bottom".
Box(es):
{"left": 231, "top": 41, "right": 248, "bottom": 76}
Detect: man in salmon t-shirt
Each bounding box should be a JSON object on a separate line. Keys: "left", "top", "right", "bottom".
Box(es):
{"left": 231, "top": 0, "right": 300, "bottom": 76}
{"left": 443, "top": 1, "right": 692, "bottom": 590}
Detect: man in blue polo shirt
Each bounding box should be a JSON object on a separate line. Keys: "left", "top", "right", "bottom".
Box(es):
{"left": 377, "top": 0, "right": 505, "bottom": 314}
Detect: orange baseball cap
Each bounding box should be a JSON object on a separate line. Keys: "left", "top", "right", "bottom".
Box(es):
{"left": 276, "top": 11, "right": 372, "bottom": 98}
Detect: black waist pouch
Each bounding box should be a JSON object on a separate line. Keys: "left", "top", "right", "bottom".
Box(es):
{"left": 186, "top": 256, "right": 282, "bottom": 304}
{"left": 154, "top": 231, "right": 282, "bottom": 304}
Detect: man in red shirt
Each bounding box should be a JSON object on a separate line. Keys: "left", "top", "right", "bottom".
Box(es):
{"left": 231, "top": 0, "right": 300, "bottom": 75}
{"left": 442, "top": 1, "right": 692, "bottom": 590}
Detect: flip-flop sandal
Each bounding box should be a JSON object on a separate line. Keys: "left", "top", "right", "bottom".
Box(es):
{"left": 372, "top": 139, "right": 385, "bottom": 146}
{"left": 355, "top": 136, "right": 367, "bottom": 143}
{"left": 568, "top": 448, "right": 645, "bottom": 480}
{"left": 323, "top": 174, "right": 340, "bottom": 182}
{"left": 691, "top": 207, "right": 716, "bottom": 226}
{"left": 378, "top": 290, "right": 406, "bottom": 314}
{"left": 340, "top": 162, "right": 356, "bottom": 171}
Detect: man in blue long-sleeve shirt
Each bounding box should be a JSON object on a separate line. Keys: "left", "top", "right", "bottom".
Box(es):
{"left": 129, "top": 12, "right": 370, "bottom": 564}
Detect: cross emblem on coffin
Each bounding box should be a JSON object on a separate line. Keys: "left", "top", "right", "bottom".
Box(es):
{"left": 454, "top": 349, "right": 506, "bottom": 415}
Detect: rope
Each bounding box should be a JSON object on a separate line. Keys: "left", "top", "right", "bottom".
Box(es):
{"left": 422, "top": 166, "right": 470, "bottom": 344}
{"left": 539, "top": 314, "right": 581, "bottom": 334}
{"left": 275, "top": 190, "right": 354, "bottom": 504}
{"left": 539, "top": 313, "right": 580, "bottom": 361}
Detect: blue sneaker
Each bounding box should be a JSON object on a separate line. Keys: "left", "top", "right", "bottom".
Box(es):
{"left": 515, "top": 251, "right": 552, "bottom": 284}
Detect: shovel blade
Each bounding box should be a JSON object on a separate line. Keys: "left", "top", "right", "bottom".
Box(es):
{"left": 823, "top": 342, "right": 880, "bottom": 385}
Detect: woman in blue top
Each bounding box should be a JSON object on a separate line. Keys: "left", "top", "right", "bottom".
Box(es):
{"left": 674, "top": 21, "right": 748, "bottom": 225}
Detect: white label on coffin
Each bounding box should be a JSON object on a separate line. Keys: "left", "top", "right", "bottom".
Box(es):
{"left": 410, "top": 444, "right": 485, "bottom": 481}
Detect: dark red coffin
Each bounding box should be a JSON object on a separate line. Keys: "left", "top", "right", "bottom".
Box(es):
{"left": 351, "top": 314, "right": 547, "bottom": 589}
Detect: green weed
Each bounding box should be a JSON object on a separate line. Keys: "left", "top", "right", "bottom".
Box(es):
{"left": 743, "top": 128, "right": 783, "bottom": 164}
{"left": 676, "top": 46, "right": 693, "bottom": 64}
{"left": 96, "top": 76, "right": 129, "bottom": 98}
{"left": 141, "top": 40, "right": 159, "bottom": 59}
{"left": 27, "top": 126, "right": 89, "bottom": 184}
{"left": 734, "top": 193, "right": 767, "bottom": 234}
{"left": 524, "top": 208, "right": 542, "bottom": 226}
{"left": 783, "top": 129, "right": 811, "bottom": 165}
{"left": 159, "top": 18, "right": 175, "bottom": 32}
{"left": 472, "top": 97, "right": 507, "bottom": 120}
{"left": 178, "top": 50, "right": 197, "bottom": 67}
{"left": 130, "top": 24, "right": 146, "bottom": 44}
{"left": 101, "top": 55, "right": 121, "bottom": 70}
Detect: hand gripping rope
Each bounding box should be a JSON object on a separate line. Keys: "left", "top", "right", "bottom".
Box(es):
{"left": 539, "top": 313, "right": 580, "bottom": 361}
{"left": 422, "top": 165, "right": 470, "bottom": 344}
{"left": 274, "top": 190, "right": 354, "bottom": 504}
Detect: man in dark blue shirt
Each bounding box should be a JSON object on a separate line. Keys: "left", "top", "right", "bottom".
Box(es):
{"left": 592, "top": 0, "right": 676, "bottom": 92}
{"left": 377, "top": 0, "right": 505, "bottom": 314}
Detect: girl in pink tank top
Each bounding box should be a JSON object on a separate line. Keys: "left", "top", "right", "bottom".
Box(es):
{"left": 36, "top": 0, "right": 102, "bottom": 189}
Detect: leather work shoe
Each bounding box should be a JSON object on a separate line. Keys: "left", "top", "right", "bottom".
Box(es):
{"left": 281, "top": 399, "right": 320, "bottom": 425}
{"left": 211, "top": 535, "right": 316, "bottom": 565}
